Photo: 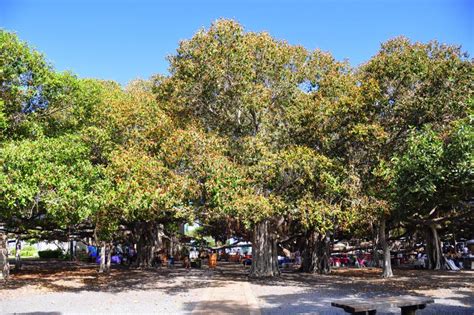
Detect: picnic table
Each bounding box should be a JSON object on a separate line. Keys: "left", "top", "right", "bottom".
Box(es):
{"left": 331, "top": 295, "right": 434, "bottom": 315}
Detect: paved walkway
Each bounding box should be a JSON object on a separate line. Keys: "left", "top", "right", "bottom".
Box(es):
{"left": 192, "top": 280, "right": 260, "bottom": 315}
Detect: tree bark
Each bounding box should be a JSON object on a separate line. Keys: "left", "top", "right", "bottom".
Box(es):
{"left": 300, "top": 231, "right": 318, "bottom": 273}
{"left": 372, "top": 223, "right": 381, "bottom": 268}
{"left": 157, "top": 224, "right": 164, "bottom": 252}
{"left": 135, "top": 222, "right": 160, "bottom": 268}
{"left": 249, "top": 220, "right": 280, "bottom": 278}
{"left": 170, "top": 235, "right": 179, "bottom": 258}
{"left": 99, "top": 242, "right": 107, "bottom": 273}
{"left": 300, "top": 231, "right": 331, "bottom": 274}
{"left": 379, "top": 218, "right": 393, "bottom": 278}
{"left": 317, "top": 233, "right": 331, "bottom": 274}
{"left": 0, "top": 231, "right": 9, "bottom": 280}
{"left": 15, "top": 237, "right": 21, "bottom": 270}
{"left": 106, "top": 243, "right": 112, "bottom": 272}
{"left": 425, "top": 224, "right": 443, "bottom": 270}
{"left": 69, "top": 240, "right": 75, "bottom": 261}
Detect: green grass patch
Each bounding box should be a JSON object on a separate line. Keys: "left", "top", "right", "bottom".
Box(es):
{"left": 11, "top": 245, "right": 38, "bottom": 258}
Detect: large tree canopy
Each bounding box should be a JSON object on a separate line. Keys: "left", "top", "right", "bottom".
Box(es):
{"left": 1, "top": 22, "right": 472, "bottom": 279}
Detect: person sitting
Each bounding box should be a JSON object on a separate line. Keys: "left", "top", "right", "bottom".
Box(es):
{"left": 414, "top": 253, "right": 426, "bottom": 269}
{"left": 356, "top": 257, "right": 366, "bottom": 268}
{"left": 242, "top": 252, "right": 252, "bottom": 268}
{"left": 128, "top": 247, "right": 137, "bottom": 266}
{"left": 235, "top": 249, "right": 242, "bottom": 263}
{"left": 87, "top": 245, "right": 98, "bottom": 262}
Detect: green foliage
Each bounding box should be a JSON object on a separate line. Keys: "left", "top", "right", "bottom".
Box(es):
{"left": 0, "top": 100, "right": 7, "bottom": 136}
{"left": 168, "top": 19, "right": 308, "bottom": 138}
{"left": 0, "top": 23, "right": 472, "bottom": 249}
{"left": 38, "top": 249, "right": 62, "bottom": 259}
{"left": 0, "top": 30, "right": 52, "bottom": 139}
{"left": 392, "top": 118, "right": 473, "bottom": 220}
{"left": 361, "top": 37, "right": 472, "bottom": 132}
{"left": 0, "top": 134, "right": 108, "bottom": 227}
{"left": 107, "top": 146, "right": 193, "bottom": 222}
{"left": 343, "top": 36, "right": 474, "bottom": 226}
{"left": 11, "top": 245, "right": 38, "bottom": 258}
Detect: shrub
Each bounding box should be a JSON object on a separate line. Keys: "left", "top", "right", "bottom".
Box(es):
{"left": 76, "top": 250, "right": 89, "bottom": 261}
{"left": 38, "top": 249, "right": 63, "bottom": 259}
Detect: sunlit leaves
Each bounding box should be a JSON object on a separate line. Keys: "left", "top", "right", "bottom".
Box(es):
{"left": 392, "top": 119, "right": 473, "bottom": 219}
{"left": 0, "top": 135, "right": 107, "bottom": 227}
{"left": 1, "top": 23, "right": 472, "bottom": 245}
{"left": 168, "top": 19, "right": 308, "bottom": 137}
{"left": 107, "top": 146, "right": 194, "bottom": 222}
{"left": 0, "top": 30, "right": 52, "bottom": 139}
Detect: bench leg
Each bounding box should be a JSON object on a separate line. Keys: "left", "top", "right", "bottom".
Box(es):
{"left": 400, "top": 305, "right": 425, "bottom": 315}
{"left": 353, "top": 311, "right": 376, "bottom": 315}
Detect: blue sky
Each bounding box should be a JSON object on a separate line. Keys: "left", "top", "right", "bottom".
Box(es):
{"left": 1, "top": 0, "right": 472, "bottom": 85}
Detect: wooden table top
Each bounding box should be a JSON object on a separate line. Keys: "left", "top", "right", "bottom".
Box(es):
{"left": 331, "top": 295, "right": 434, "bottom": 313}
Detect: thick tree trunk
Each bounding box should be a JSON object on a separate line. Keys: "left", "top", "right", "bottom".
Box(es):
{"left": 379, "top": 218, "right": 393, "bottom": 278}
{"left": 300, "top": 231, "right": 318, "bottom": 273}
{"left": 15, "top": 238, "right": 21, "bottom": 270}
{"left": 0, "top": 231, "right": 9, "bottom": 280}
{"left": 135, "top": 222, "right": 160, "bottom": 268}
{"left": 425, "top": 225, "right": 443, "bottom": 270}
{"left": 300, "top": 231, "right": 331, "bottom": 274}
{"left": 316, "top": 233, "right": 331, "bottom": 274}
{"left": 249, "top": 220, "right": 280, "bottom": 278}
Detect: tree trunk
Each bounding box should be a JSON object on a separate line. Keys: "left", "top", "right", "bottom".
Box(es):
{"left": 300, "top": 231, "right": 331, "bottom": 274}
{"left": 316, "top": 233, "right": 331, "bottom": 274}
{"left": 372, "top": 223, "right": 381, "bottom": 268}
{"left": 0, "top": 231, "right": 9, "bottom": 280}
{"left": 379, "top": 218, "right": 393, "bottom": 278}
{"left": 69, "top": 240, "right": 75, "bottom": 261}
{"left": 135, "top": 222, "right": 159, "bottom": 268}
{"left": 99, "top": 242, "right": 107, "bottom": 273}
{"left": 15, "top": 237, "right": 21, "bottom": 270}
{"left": 170, "top": 235, "right": 179, "bottom": 258}
{"left": 300, "top": 231, "right": 318, "bottom": 273}
{"left": 425, "top": 225, "right": 443, "bottom": 270}
{"left": 249, "top": 220, "right": 280, "bottom": 278}
{"left": 157, "top": 224, "right": 164, "bottom": 251}
{"left": 106, "top": 243, "right": 112, "bottom": 272}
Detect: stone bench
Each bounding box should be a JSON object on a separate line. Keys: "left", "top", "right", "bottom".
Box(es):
{"left": 331, "top": 295, "right": 434, "bottom": 315}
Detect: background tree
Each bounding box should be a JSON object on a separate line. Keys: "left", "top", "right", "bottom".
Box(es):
{"left": 391, "top": 118, "right": 473, "bottom": 269}
{"left": 353, "top": 37, "right": 473, "bottom": 276}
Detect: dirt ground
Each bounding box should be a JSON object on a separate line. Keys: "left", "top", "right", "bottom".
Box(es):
{"left": 1, "top": 259, "right": 473, "bottom": 314}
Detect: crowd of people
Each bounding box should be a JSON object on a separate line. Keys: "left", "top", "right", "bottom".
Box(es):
{"left": 415, "top": 242, "right": 473, "bottom": 270}
{"left": 83, "top": 239, "right": 473, "bottom": 272}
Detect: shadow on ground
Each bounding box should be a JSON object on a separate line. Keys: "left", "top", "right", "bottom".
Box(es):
{"left": 1, "top": 259, "right": 473, "bottom": 314}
